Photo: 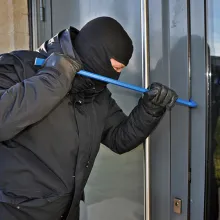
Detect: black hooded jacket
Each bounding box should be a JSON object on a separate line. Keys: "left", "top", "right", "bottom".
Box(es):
{"left": 0, "top": 22, "right": 163, "bottom": 220}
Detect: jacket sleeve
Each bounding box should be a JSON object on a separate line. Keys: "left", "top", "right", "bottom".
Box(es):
{"left": 101, "top": 93, "right": 164, "bottom": 154}
{"left": 0, "top": 66, "right": 73, "bottom": 141}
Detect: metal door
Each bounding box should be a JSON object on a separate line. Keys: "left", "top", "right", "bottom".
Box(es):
{"left": 147, "top": 0, "right": 207, "bottom": 220}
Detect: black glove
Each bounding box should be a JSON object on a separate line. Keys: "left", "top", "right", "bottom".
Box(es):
{"left": 42, "top": 52, "right": 82, "bottom": 81}
{"left": 142, "top": 82, "right": 178, "bottom": 117}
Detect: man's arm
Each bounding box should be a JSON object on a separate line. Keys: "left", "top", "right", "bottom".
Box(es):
{"left": 101, "top": 83, "right": 178, "bottom": 154}
{"left": 0, "top": 53, "right": 81, "bottom": 141}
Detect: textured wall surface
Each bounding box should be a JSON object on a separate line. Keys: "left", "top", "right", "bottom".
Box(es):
{"left": 0, "top": 0, "right": 29, "bottom": 53}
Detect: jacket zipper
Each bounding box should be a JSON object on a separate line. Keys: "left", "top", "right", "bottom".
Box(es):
{"left": 73, "top": 100, "right": 80, "bottom": 178}
{"left": 86, "top": 99, "right": 96, "bottom": 168}
{"left": 70, "top": 88, "right": 98, "bottom": 169}
{"left": 73, "top": 99, "right": 92, "bottom": 169}
{"left": 67, "top": 95, "right": 79, "bottom": 186}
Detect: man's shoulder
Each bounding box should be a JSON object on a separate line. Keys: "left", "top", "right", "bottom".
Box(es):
{"left": 11, "top": 50, "right": 45, "bottom": 64}
{"left": 0, "top": 50, "right": 44, "bottom": 67}
{"left": 0, "top": 50, "right": 45, "bottom": 84}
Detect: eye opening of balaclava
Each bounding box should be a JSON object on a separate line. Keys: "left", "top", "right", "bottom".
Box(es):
{"left": 73, "top": 16, "right": 133, "bottom": 91}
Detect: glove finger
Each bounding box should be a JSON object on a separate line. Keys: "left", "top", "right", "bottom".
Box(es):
{"left": 72, "top": 61, "right": 83, "bottom": 72}
{"left": 65, "top": 58, "right": 83, "bottom": 72}
{"left": 154, "top": 85, "right": 168, "bottom": 106}
{"left": 151, "top": 83, "right": 164, "bottom": 103}
{"left": 166, "top": 91, "right": 178, "bottom": 110}
{"left": 147, "top": 87, "right": 160, "bottom": 101}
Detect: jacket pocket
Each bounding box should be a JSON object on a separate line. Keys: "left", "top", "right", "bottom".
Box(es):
{"left": 0, "top": 191, "right": 73, "bottom": 220}
{"left": 0, "top": 189, "right": 71, "bottom": 206}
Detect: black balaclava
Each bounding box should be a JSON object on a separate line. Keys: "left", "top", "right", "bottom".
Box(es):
{"left": 74, "top": 17, "right": 133, "bottom": 91}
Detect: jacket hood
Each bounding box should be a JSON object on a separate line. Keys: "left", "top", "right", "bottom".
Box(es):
{"left": 37, "top": 26, "right": 80, "bottom": 60}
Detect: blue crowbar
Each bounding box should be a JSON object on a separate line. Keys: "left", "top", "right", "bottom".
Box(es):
{"left": 34, "top": 58, "right": 197, "bottom": 108}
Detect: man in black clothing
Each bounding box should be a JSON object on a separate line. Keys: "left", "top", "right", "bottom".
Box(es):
{"left": 0, "top": 17, "right": 178, "bottom": 220}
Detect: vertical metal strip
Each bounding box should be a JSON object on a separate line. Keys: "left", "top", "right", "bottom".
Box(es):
{"left": 187, "top": 0, "right": 192, "bottom": 219}
{"left": 39, "top": 0, "right": 45, "bottom": 21}
{"left": 141, "top": 0, "right": 150, "bottom": 220}
{"left": 204, "top": 0, "right": 211, "bottom": 218}
{"left": 27, "top": 0, "right": 33, "bottom": 50}
{"left": 50, "top": 0, "right": 53, "bottom": 36}
{"left": 31, "top": 0, "right": 39, "bottom": 50}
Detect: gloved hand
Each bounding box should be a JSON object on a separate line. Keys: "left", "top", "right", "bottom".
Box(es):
{"left": 42, "top": 52, "right": 82, "bottom": 81}
{"left": 142, "top": 82, "right": 178, "bottom": 117}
